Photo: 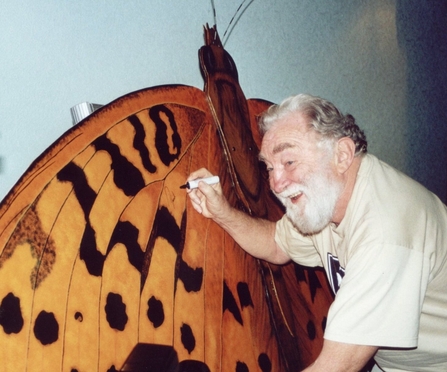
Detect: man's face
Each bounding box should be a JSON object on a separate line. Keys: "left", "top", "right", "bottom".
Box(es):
{"left": 259, "top": 112, "right": 343, "bottom": 235}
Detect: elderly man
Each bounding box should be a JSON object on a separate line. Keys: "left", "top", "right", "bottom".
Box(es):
{"left": 186, "top": 94, "right": 447, "bottom": 372}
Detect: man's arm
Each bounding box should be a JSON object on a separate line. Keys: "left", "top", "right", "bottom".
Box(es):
{"left": 303, "top": 339, "right": 378, "bottom": 372}
{"left": 186, "top": 168, "right": 290, "bottom": 265}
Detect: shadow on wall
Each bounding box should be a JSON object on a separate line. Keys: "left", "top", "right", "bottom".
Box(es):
{"left": 396, "top": 0, "right": 447, "bottom": 202}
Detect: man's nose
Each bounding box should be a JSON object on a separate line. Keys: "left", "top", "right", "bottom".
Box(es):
{"left": 269, "top": 169, "right": 290, "bottom": 194}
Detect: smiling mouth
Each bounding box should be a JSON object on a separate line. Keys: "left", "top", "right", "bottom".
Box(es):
{"left": 289, "top": 192, "right": 303, "bottom": 203}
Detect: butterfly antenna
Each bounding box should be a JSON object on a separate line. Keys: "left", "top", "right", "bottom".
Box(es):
{"left": 211, "top": 0, "right": 217, "bottom": 27}
{"left": 222, "top": 0, "right": 255, "bottom": 46}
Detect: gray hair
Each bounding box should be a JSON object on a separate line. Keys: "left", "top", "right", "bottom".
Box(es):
{"left": 258, "top": 94, "right": 367, "bottom": 156}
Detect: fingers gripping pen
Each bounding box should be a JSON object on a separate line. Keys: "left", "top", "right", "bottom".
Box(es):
{"left": 180, "top": 176, "right": 220, "bottom": 189}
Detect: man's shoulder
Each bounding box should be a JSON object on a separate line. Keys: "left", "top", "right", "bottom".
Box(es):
{"left": 347, "top": 154, "right": 447, "bottom": 251}
{"left": 358, "top": 154, "right": 437, "bottom": 207}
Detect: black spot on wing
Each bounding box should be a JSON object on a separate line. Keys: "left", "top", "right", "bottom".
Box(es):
{"left": 322, "top": 316, "right": 327, "bottom": 332}
{"left": 258, "top": 353, "right": 272, "bottom": 372}
{"left": 105, "top": 292, "right": 128, "bottom": 331}
{"left": 74, "top": 213, "right": 145, "bottom": 279}
{"left": 155, "top": 206, "right": 182, "bottom": 250}
{"left": 307, "top": 320, "right": 316, "bottom": 340}
{"left": 174, "top": 210, "right": 203, "bottom": 293}
{"left": 149, "top": 105, "right": 182, "bottom": 166}
{"left": 147, "top": 296, "right": 164, "bottom": 328}
{"left": 80, "top": 220, "right": 146, "bottom": 278}
{"left": 180, "top": 323, "right": 195, "bottom": 354}
{"left": 0, "top": 293, "right": 24, "bottom": 334}
{"left": 293, "top": 263, "right": 306, "bottom": 283}
{"left": 236, "top": 361, "right": 249, "bottom": 372}
{"left": 178, "top": 360, "right": 211, "bottom": 372}
{"left": 34, "top": 311, "right": 59, "bottom": 345}
{"left": 127, "top": 114, "right": 157, "bottom": 173}
{"left": 57, "top": 161, "right": 96, "bottom": 218}
{"left": 74, "top": 312, "right": 83, "bottom": 322}
{"left": 294, "top": 264, "right": 325, "bottom": 303}
{"left": 307, "top": 269, "right": 324, "bottom": 303}
{"left": 107, "top": 221, "right": 144, "bottom": 272}
{"left": 57, "top": 161, "right": 105, "bottom": 276}
{"left": 141, "top": 206, "right": 181, "bottom": 291}
{"left": 237, "top": 282, "right": 253, "bottom": 309}
{"left": 93, "top": 135, "right": 145, "bottom": 197}
{"left": 179, "top": 260, "right": 203, "bottom": 293}
{"left": 223, "top": 281, "right": 243, "bottom": 325}
{"left": 79, "top": 222, "right": 105, "bottom": 276}
{"left": 142, "top": 207, "right": 203, "bottom": 294}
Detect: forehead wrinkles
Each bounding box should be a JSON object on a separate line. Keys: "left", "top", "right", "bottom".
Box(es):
{"left": 259, "top": 141, "right": 298, "bottom": 163}
{"left": 260, "top": 128, "right": 310, "bottom": 158}
{"left": 260, "top": 115, "right": 316, "bottom": 161}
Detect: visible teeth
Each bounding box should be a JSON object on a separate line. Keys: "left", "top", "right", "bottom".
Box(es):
{"left": 289, "top": 192, "right": 302, "bottom": 199}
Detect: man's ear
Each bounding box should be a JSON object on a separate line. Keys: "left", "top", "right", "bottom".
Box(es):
{"left": 335, "top": 137, "right": 356, "bottom": 174}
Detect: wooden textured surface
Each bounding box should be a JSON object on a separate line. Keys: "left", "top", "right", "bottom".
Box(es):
{"left": 0, "top": 26, "right": 332, "bottom": 371}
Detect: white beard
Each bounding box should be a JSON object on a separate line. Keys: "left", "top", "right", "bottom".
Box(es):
{"left": 274, "top": 167, "right": 342, "bottom": 236}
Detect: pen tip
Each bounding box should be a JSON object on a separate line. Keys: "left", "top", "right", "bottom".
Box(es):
{"left": 180, "top": 184, "right": 187, "bottom": 189}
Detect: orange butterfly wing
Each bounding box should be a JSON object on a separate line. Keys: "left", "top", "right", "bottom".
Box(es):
{"left": 0, "top": 26, "right": 333, "bottom": 372}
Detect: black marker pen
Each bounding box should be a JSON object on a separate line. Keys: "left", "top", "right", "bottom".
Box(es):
{"left": 180, "top": 176, "right": 220, "bottom": 189}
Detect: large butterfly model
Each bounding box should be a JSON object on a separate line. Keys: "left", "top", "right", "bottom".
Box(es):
{"left": 0, "top": 25, "right": 333, "bottom": 371}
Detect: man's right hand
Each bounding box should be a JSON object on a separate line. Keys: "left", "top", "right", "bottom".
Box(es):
{"left": 185, "top": 168, "right": 230, "bottom": 221}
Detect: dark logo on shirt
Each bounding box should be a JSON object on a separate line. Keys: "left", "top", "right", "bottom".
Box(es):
{"left": 327, "top": 253, "right": 345, "bottom": 294}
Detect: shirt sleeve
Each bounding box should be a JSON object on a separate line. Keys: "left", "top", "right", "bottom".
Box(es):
{"left": 274, "top": 215, "right": 323, "bottom": 267}
{"left": 324, "top": 242, "right": 430, "bottom": 347}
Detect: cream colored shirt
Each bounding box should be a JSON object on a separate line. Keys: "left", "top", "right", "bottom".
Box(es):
{"left": 275, "top": 154, "right": 447, "bottom": 372}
